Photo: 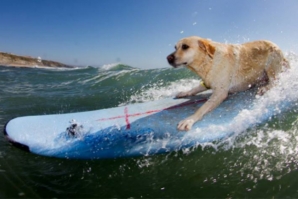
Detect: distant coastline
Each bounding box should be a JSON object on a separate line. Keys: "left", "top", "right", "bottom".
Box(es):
{"left": 0, "top": 52, "right": 74, "bottom": 68}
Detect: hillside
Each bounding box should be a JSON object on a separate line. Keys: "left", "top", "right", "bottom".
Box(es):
{"left": 0, "top": 52, "right": 73, "bottom": 68}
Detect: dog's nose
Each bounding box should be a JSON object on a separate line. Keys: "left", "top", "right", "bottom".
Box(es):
{"left": 167, "top": 54, "right": 175, "bottom": 64}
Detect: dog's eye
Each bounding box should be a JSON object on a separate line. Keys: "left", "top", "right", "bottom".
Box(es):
{"left": 182, "top": 44, "right": 189, "bottom": 50}
{"left": 175, "top": 46, "right": 177, "bottom": 50}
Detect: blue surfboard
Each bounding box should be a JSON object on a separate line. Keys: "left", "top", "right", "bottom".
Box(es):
{"left": 3, "top": 89, "right": 292, "bottom": 159}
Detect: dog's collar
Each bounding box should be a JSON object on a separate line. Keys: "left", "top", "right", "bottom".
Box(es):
{"left": 200, "top": 80, "right": 210, "bottom": 89}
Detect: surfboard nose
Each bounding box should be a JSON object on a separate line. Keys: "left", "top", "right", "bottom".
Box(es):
{"left": 4, "top": 120, "right": 30, "bottom": 152}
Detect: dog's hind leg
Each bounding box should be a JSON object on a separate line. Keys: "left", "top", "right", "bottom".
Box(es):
{"left": 257, "top": 49, "right": 284, "bottom": 95}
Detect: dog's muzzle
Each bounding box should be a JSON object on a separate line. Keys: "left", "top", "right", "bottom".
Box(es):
{"left": 167, "top": 53, "right": 176, "bottom": 66}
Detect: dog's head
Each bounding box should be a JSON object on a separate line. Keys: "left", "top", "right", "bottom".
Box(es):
{"left": 167, "top": 36, "right": 215, "bottom": 68}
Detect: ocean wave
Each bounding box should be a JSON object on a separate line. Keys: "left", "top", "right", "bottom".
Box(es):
{"left": 81, "top": 63, "right": 138, "bottom": 71}
{"left": 99, "top": 63, "right": 137, "bottom": 71}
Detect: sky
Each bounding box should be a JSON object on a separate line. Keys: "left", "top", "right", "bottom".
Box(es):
{"left": 1, "top": 0, "right": 298, "bottom": 69}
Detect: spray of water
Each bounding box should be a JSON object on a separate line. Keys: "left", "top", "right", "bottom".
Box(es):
{"left": 128, "top": 52, "right": 298, "bottom": 181}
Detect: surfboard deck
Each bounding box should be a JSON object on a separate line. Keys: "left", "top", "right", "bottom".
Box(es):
{"left": 4, "top": 90, "right": 280, "bottom": 159}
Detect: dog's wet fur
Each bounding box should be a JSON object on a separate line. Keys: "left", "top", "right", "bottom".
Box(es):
{"left": 167, "top": 36, "right": 289, "bottom": 131}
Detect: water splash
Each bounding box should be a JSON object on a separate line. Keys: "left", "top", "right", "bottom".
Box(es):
{"left": 126, "top": 79, "right": 202, "bottom": 103}
{"left": 206, "top": 52, "right": 298, "bottom": 182}
{"left": 128, "top": 52, "right": 298, "bottom": 181}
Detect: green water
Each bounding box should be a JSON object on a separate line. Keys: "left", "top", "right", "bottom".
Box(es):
{"left": 1, "top": 59, "right": 298, "bottom": 198}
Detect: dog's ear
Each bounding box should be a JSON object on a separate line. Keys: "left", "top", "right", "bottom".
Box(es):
{"left": 198, "top": 39, "right": 215, "bottom": 59}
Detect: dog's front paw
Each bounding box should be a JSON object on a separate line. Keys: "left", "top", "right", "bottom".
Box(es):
{"left": 177, "top": 118, "right": 195, "bottom": 131}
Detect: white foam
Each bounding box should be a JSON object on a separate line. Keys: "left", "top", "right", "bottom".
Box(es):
{"left": 197, "top": 52, "right": 298, "bottom": 181}
{"left": 126, "top": 79, "right": 202, "bottom": 104}
{"left": 100, "top": 63, "right": 120, "bottom": 70}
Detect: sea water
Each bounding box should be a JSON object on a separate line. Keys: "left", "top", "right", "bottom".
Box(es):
{"left": 1, "top": 52, "right": 298, "bottom": 198}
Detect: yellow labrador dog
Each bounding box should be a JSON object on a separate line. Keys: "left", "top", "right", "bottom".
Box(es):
{"left": 167, "top": 36, "right": 289, "bottom": 131}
